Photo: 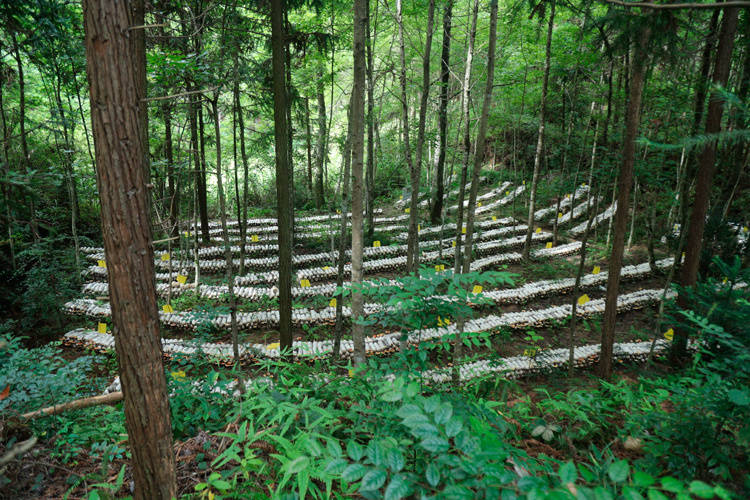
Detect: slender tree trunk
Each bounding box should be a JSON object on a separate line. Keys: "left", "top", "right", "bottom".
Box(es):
{"left": 523, "top": 0, "right": 555, "bottom": 260}
{"left": 162, "top": 103, "right": 178, "bottom": 238}
{"left": 673, "top": 8, "right": 739, "bottom": 360}
{"left": 82, "top": 0, "right": 177, "bottom": 496}
{"left": 237, "top": 76, "right": 251, "bottom": 273}
{"left": 271, "top": 0, "right": 293, "bottom": 352}
{"left": 333, "top": 100, "right": 353, "bottom": 360}
{"left": 430, "top": 0, "right": 453, "bottom": 225}
{"left": 599, "top": 25, "right": 651, "bottom": 379}
{"left": 305, "top": 97, "right": 314, "bottom": 198}
{"left": 0, "top": 79, "right": 15, "bottom": 269}
{"left": 315, "top": 65, "right": 327, "bottom": 209}
{"left": 188, "top": 93, "right": 208, "bottom": 242}
{"left": 452, "top": 0, "right": 479, "bottom": 275}
{"left": 211, "top": 96, "right": 245, "bottom": 391}
{"left": 351, "top": 0, "right": 367, "bottom": 366}
{"left": 198, "top": 104, "right": 211, "bottom": 243}
{"left": 365, "top": 0, "right": 378, "bottom": 243}
{"left": 453, "top": 0, "right": 495, "bottom": 383}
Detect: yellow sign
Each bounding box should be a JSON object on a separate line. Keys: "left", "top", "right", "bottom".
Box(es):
{"left": 664, "top": 328, "right": 674, "bottom": 341}
{"left": 722, "top": 277, "right": 728, "bottom": 284}
{"left": 472, "top": 285, "right": 483, "bottom": 294}
{"left": 162, "top": 304, "right": 174, "bottom": 313}
{"left": 592, "top": 266, "right": 601, "bottom": 275}
{"left": 462, "top": 227, "right": 466, "bottom": 234}
{"left": 743, "top": 226, "right": 749, "bottom": 233}
{"left": 405, "top": 208, "right": 410, "bottom": 214}
{"left": 322, "top": 266, "right": 331, "bottom": 270}
{"left": 161, "top": 253, "right": 170, "bottom": 261}
{"left": 565, "top": 194, "right": 570, "bottom": 199}
{"left": 300, "top": 279, "right": 311, "bottom": 288}
{"left": 97, "top": 260, "right": 107, "bottom": 268}
{"left": 492, "top": 216, "right": 497, "bottom": 221}
{"left": 266, "top": 342, "right": 280, "bottom": 350}
{"left": 373, "top": 240, "right": 381, "bottom": 248}
{"left": 251, "top": 235, "right": 259, "bottom": 242}
{"left": 535, "top": 227, "right": 542, "bottom": 234}
{"left": 399, "top": 195, "right": 403, "bottom": 200}
{"left": 577, "top": 294, "right": 590, "bottom": 306}
{"left": 558, "top": 212, "right": 563, "bottom": 219}
{"left": 176, "top": 274, "right": 188, "bottom": 284}
{"left": 183, "top": 231, "right": 191, "bottom": 238}
{"left": 348, "top": 368, "right": 355, "bottom": 377}
{"left": 97, "top": 322, "right": 107, "bottom": 334}
{"left": 546, "top": 242, "right": 553, "bottom": 249}
{"left": 452, "top": 240, "right": 457, "bottom": 247}
{"left": 418, "top": 224, "right": 421, "bottom": 232}
{"left": 435, "top": 264, "right": 445, "bottom": 272}
{"left": 437, "top": 316, "right": 451, "bottom": 327}
{"left": 524, "top": 348, "right": 537, "bottom": 357}
{"left": 477, "top": 202, "right": 482, "bottom": 208}
{"left": 171, "top": 370, "right": 186, "bottom": 380}
{"left": 505, "top": 191, "right": 510, "bottom": 196}
{"left": 329, "top": 298, "right": 337, "bottom": 308}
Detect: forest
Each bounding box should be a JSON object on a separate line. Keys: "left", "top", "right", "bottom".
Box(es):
{"left": 0, "top": 0, "right": 749, "bottom": 497}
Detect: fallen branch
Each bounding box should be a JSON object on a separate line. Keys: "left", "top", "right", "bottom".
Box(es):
{"left": 0, "top": 436, "right": 38, "bottom": 471}
{"left": 21, "top": 391, "right": 123, "bottom": 420}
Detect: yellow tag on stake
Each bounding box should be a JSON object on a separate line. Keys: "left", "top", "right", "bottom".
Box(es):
{"left": 300, "top": 279, "right": 311, "bottom": 288}
{"left": 161, "top": 253, "right": 170, "bottom": 261}
{"left": 452, "top": 240, "right": 457, "bottom": 247}
{"left": 535, "top": 227, "right": 542, "bottom": 234}
{"left": 329, "top": 298, "right": 337, "bottom": 308}
{"left": 477, "top": 202, "right": 482, "bottom": 208}
{"left": 266, "top": 342, "right": 280, "bottom": 350}
{"left": 373, "top": 241, "right": 381, "bottom": 248}
{"left": 97, "top": 260, "right": 107, "bottom": 268}
{"left": 176, "top": 274, "right": 187, "bottom": 284}
{"left": 97, "top": 322, "right": 107, "bottom": 334}
{"left": 472, "top": 285, "right": 483, "bottom": 294}
{"left": 664, "top": 328, "right": 674, "bottom": 341}
{"left": 162, "top": 304, "right": 174, "bottom": 313}
{"left": 462, "top": 227, "right": 466, "bottom": 234}
{"left": 592, "top": 266, "right": 601, "bottom": 275}
{"left": 577, "top": 294, "right": 590, "bottom": 306}
{"left": 492, "top": 216, "right": 497, "bottom": 221}
{"left": 251, "top": 235, "right": 259, "bottom": 242}
{"left": 405, "top": 208, "right": 410, "bottom": 214}
{"left": 546, "top": 242, "right": 553, "bottom": 249}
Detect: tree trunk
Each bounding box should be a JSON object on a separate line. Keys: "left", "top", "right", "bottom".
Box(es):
{"left": 351, "top": 0, "right": 367, "bottom": 366}
{"left": 523, "top": 0, "right": 555, "bottom": 260}
{"left": 673, "top": 8, "right": 739, "bottom": 360}
{"left": 305, "top": 97, "right": 314, "bottom": 198}
{"left": 271, "top": 0, "right": 294, "bottom": 352}
{"left": 211, "top": 96, "right": 244, "bottom": 391}
{"left": 365, "top": 0, "right": 377, "bottom": 243}
{"left": 430, "top": 0, "right": 453, "bottom": 225}
{"left": 237, "top": 74, "right": 251, "bottom": 276}
{"left": 599, "top": 25, "right": 651, "bottom": 379}
{"left": 197, "top": 104, "right": 211, "bottom": 243}
{"left": 315, "top": 65, "right": 327, "bottom": 209}
{"left": 188, "top": 93, "right": 209, "bottom": 243}
{"left": 162, "top": 103, "right": 178, "bottom": 238}
{"left": 82, "top": 0, "right": 177, "bottom": 496}
{"left": 406, "top": 0, "right": 436, "bottom": 272}
{"left": 452, "top": 0, "right": 479, "bottom": 275}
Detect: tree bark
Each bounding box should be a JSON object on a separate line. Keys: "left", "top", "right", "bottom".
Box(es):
{"left": 430, "top": 0, "right": 453, "bottom": 225}
{"left": 365, "top": 0, "right": 377, "bottom": 242}
{"left": 82, "top": 0, "right": 177, "bottom": 496}
{"left": 162, "top": 102, "right": 178, "bottom": 238}
{"left": 315, "top": 65, "right": 327, "bottom": 209}
{"left": 672, "top": 7, "right": 739, "bottom": 360}
{"left": 305, "top": 97, "right": 314, "bottom": 197}
{"left": 351, "top": 0, "right": 367, "bottom": 365}
{"left": 523, "top": 0, "right": 555, "bottom": 260}
{"left": 271, "top": 0, "right": 294, "bottom": 352}
{"left": 599, "top": 25, "right": 651, "bottom": 379}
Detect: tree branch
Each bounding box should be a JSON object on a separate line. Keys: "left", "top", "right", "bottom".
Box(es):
{"left": 603, "top": 0, "right": 750, "bottom": 10}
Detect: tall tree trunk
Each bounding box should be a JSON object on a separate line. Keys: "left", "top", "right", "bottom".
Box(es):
{"left": 405, "top": 0, "right": 436, "bottom": 272}
{"left": 198, "top": 104, "right": 211, "bottom": 243}
{"left": 188, "top": 94, "right": 208, "bottom": 242}
{"left": 211, "top": 96, "right": 244, "bottom": 391}
{"left": 0, "top": 77, "right": 15, "bottom": 269}
{"left": 672, "top": 8, "right": 739, "bottom": 360}
{"left": 12, "top": 32, "right": 39, "bottom": 241}
{"left": 305, "top": 97, "right": 314, "bottom": 198}
{"left": 271, "top": 0, "right": 294, "bottom": 352}
{"left": 351, "top": 0, "right": 367, "bottom": 366}
{"left": 452, "top": 0, "right": 479, "bottom": 275}
{"left": 365, "top": 0, "right": 377, "bottom": 242}
{"left": 162, "top": 103, "right": 178, "bottom": 237}
{"left": 237, "top": 74, "right": 251, "bottom": 274}
{"left": 82, "top": 0, "right": 177, "bottom": 496}
{"left": 315, "top": 65, "right": 327, "bottom": 209}
{"left": 599, "top": 25, "right": 651, "bottom": 379}
{"left": 396, "top": 0, "right": 415, "bottom": 272}
{"left": 430, "top": 0, "right": 453, "bottom": 225}
{"left": 523, "top": 0, "right": 555, "bottom": 260}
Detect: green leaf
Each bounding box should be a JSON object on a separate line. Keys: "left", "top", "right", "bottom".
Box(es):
{"left": 647, "top": 488, "right": 669, "bottom": 500}
{"left": 426, "top": 462, "right": 441, "bottom": 487}
{"left": 384, "top": 474, "right": 410, "bottom": 500}
{"left": 622, "top": 486, "right": 645, "bottom": 500}
{"left": 434, "top": 402, "right": 453, "bottom": 425}
{"left": 286, "top": 456, "right": 309, "bottom": 475}
{"left": 727, "top": 388, "right": 750, "bottom": 406}
{"left": 347, "top": 440, "right": 364, "bottom": 461}
{"left": 360, "top": 468, "right": 387, "bottom": 492}
{"left": 558, "top": 461, "right": 577, "bottom": 484}
{"left": 381, "top": 390, "right": 403, "bottom": 402}
{"left": 445, "top": 418, "right": 463, "bottom": 438}
{"left": 660, "top": 477, "right": 684, "bottom": 493}
{"left": 688, "top": 481, "right": 715, "bottom": 498}
{"left": 324, "top": 458, "right": 349, "bottom": 475}
{"left": 386, "top": 449, "right": 405, "bottom": 472}
{"left": 420, "top": 436, "right": 450, "bottom": 453}
{"left": 211, "top": 479, "right": 232, "bottom": 491}
{"left": 367, "top": 440, "right": 388, "bottom": 467}
{"left": 410, "top": 422, "right": 439, "bottom": 439}
{"left": 396, "top": 404, "right": 422, "bottom": 419}
{"left": 342, "top": 463, "right": 368, "bottom": 482}
{"left": 633, "top": 470, "right": 656, "bottom": 488}
{"left": 607, "top": 460, "right": 630, "bottom": 483}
